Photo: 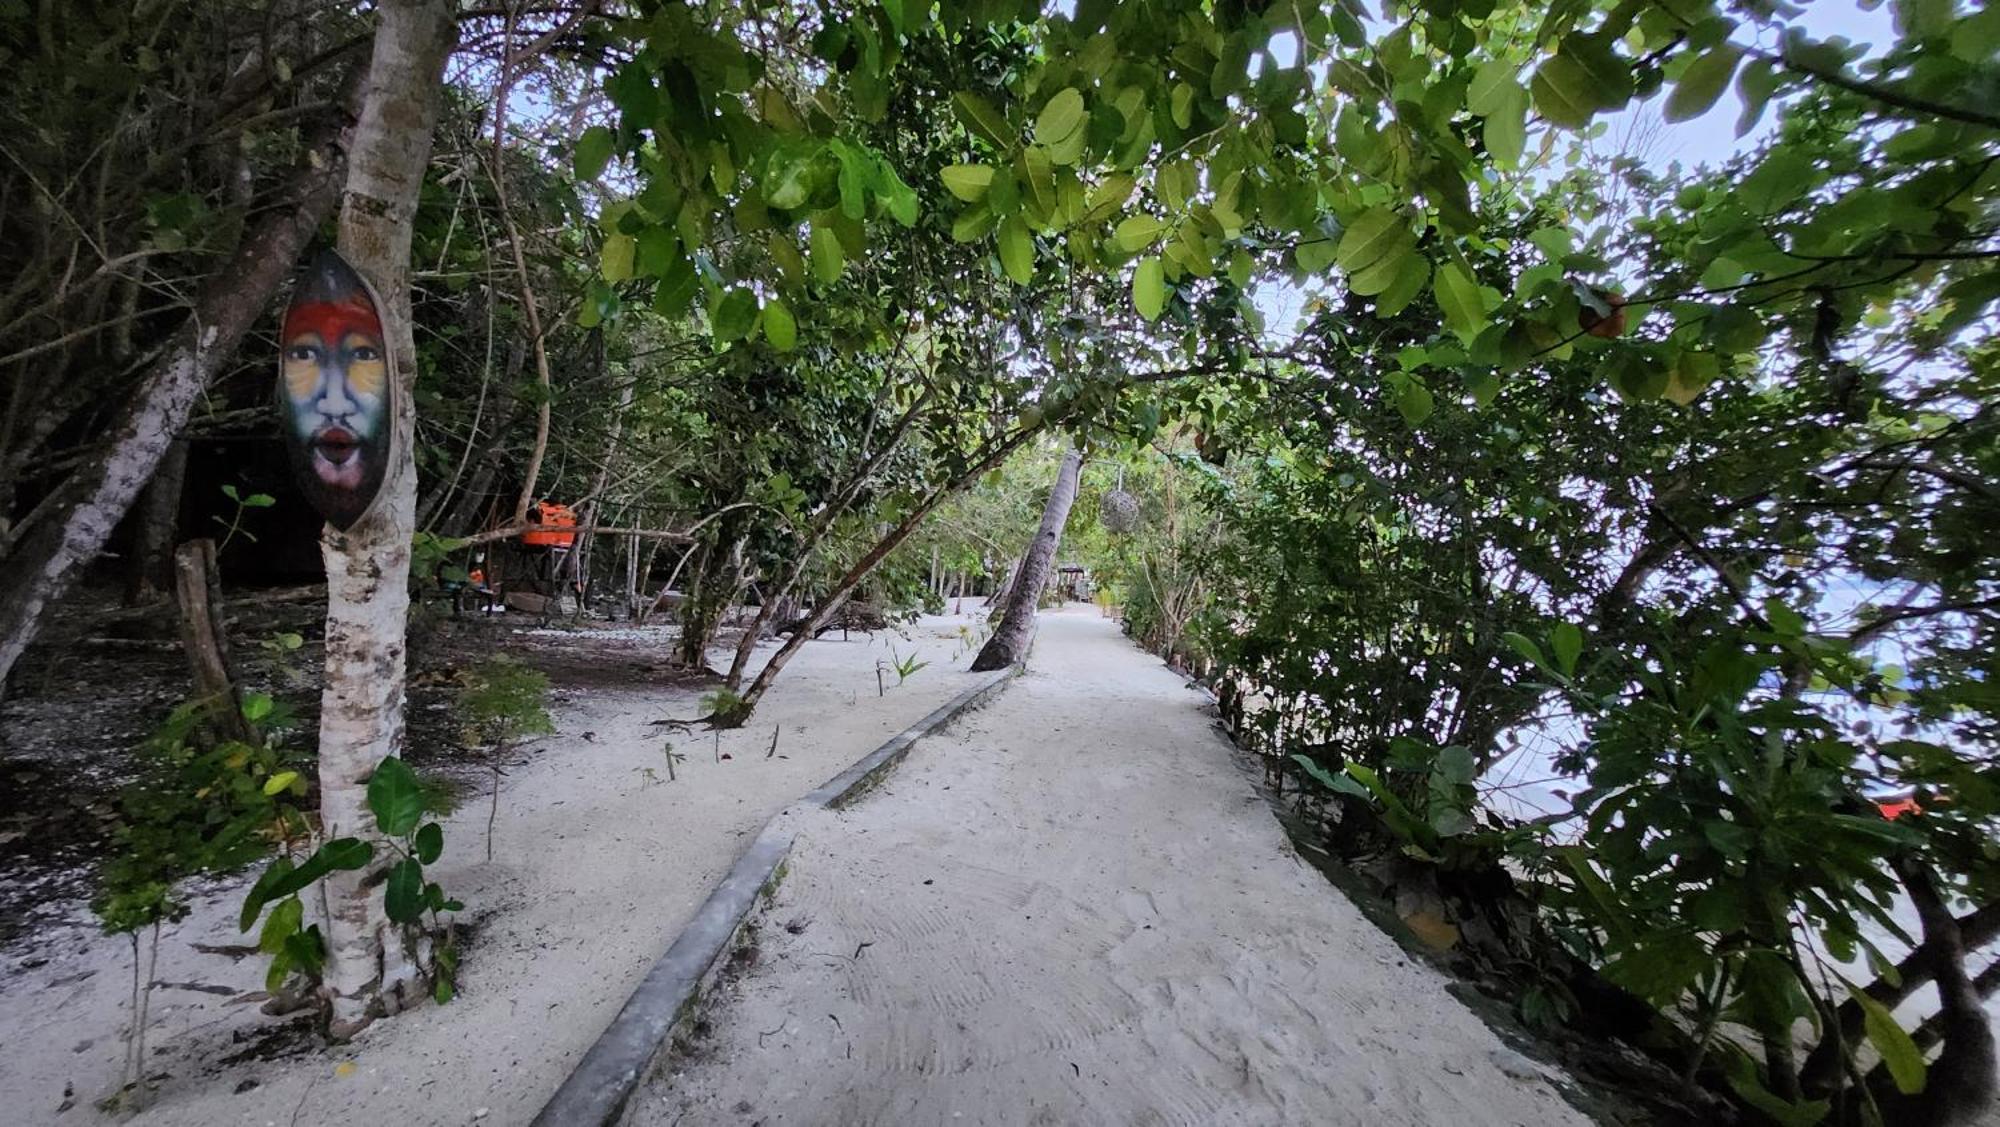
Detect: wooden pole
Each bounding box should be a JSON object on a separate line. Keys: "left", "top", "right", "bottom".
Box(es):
{"left": 172, "top": 539, "right": 257, "bottom": 744}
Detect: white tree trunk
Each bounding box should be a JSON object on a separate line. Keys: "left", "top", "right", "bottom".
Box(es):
{"left": 316, "top": 0, "right": 456, "bottom": 1039}
{"left": 971, "top": 448, "right": 1081, "bottom": 671}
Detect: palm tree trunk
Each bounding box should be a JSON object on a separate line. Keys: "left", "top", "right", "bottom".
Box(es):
{"left": 970, "top": 448, "right": 1080, "bottom": 671}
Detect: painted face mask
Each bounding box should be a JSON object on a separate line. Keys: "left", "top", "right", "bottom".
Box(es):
{"left": 279, "top": 251, "right": 394, "bottom": 530}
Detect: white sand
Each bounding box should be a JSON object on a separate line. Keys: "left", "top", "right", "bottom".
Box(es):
{"left": 0, "top": 611, "right": 995, "bottom": 1126}
{"left": 633, "top": 608, "right": 1594, "bottom": 1127}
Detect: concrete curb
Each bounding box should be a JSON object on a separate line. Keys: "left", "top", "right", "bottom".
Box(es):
{"left": 530, "top": 658, "right": 1025, "bottom": 1127}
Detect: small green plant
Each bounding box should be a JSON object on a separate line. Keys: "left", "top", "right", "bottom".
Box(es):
{"left": 456, "top": 657, "right": 554, "bottom": 861}
{"left": 660, "top": 738, "right": 686, "bottom": 781}
{"left": 700, "top": 686, "right": 743, "bottom": 719}
{"left": 95, "top": 692, "right": 315, "bottom": 1107}
{"left": 361, "top": 756, "right": 465, "bottom": 1003}
{"left": 257, "top": 630, "right": 308, "bottom": 689}
{"left": 211, "top": 483, "right": 275, "bottom": 551}
{"left": 889, "top": 647, "right": 929, "bottom": 685}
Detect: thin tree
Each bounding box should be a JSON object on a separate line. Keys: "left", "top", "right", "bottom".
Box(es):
{"left": 315, "top": 0, "right": 457, "bottom": 1039}
{"left": 970, "top": 447, "right": 1082, "bottom": 671}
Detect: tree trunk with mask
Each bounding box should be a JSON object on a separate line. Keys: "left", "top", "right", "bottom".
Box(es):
{"left": 315, "top": 0, "right": 455, "bottom": 1039}
{"left": 971, "top": 448, "right": 1081, "bottom": 671}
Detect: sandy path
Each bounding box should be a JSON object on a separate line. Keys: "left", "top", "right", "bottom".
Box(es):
{"left": 0, "top": 611, "right": 994, "bottom": 1126}
{"left": 633, "top": 609, "right": 1594, "bottom": 1127}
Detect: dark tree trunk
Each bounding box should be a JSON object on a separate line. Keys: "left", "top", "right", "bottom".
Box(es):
{"left": 1879, "top": 860, "right": 1997, "bottom": 1125}
{"left": 0, "top": 119, "right": 349, "bottom": 693}
{"left": 172, "top": 538, "right": 256, "bottom": 744}
{"left": 971, "top": 448, "right": 1080, "bottom": 671}
{"left": 674, "top": 534, "right": 745, "bottom": 670}
{"left": 126, "top": 438, "right": 189, "bottom": 605}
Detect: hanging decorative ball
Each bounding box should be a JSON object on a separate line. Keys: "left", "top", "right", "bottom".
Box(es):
{"left": 1099, "top": 488, "right": 1141, "bottom": 533}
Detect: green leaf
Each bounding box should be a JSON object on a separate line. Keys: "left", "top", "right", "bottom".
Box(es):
{"left": 763, "top": 298, "right": 797, "bottom": 351}
{"left": 1851, "top": 983, "right": 1927, "bottom": 1094}
{"left": 1483, "top": 83, "right": 1529, "bottom": 168}
{"left": 1034, "top": 88, "right": 1085, "bottom": 149}
{"left": 1133, "top": 256, "right": 1166, "bottom": 321}
{"left": 1612, "top": 355, "right": 1669, "bottom": 402}
{"left": 1724, "top": 1075, "right": 1831, "bottom": 1127}
{"left": 1376, "top": 255, "right": 1432, "bottom": 317}
{"left": 321, "top": 838, "right": 372, "bottom": 870}
{"left": 258, "top": 895, "right": 302, "bottom": 955}
{"left": 1665, "top": 351, "right": 1719, "bottom": 405}
{"left": 1292, "top": 754, "right": 1371, "bottom": 799}
{"left": 809, "top": 222, "right": 844, "bottom": 285}
{"left": 1532, "top": 36, "right": 1632, "bottom": 129}
{"left": 1734, "top": 59, "right": 1783, "bottom": 136}
{"left": 997, "top": 217, "right": 1034, "bottom": 285}
{"left": 240, "top": 838, "right": 372, "bottom": 932}
{"left": 1335, "top": 208, "right": 1405, "bottom": 272}
{"left": 240, "top": 858, "right": 294, "bottom": 931}
{"left": 941, "top": 164, "right": 994, "bottom": 202}
{"left": 384, "top": 858, "right": 424, "bottom": 924}
{"left": 1227, "top": 248, "right": 1253, "bottom": 289}
{"left": 1551, "top": 622, "right": 1582, "bottom": 675}
{"left": 1337, "top": 208, "right": 1417, "bottom": 296}
{"left": 1602, "top": 932, "right": 1709, "bottom": 1006}
{"left": 414, "top": 822, "right": 444, "bottom": 865}
{"left": 1433, "top": 261, "right": 1490, "bottom": 344}
{"left": 712, "top": 287, "right": 759, "bottom": 342}
{"left": 366, "top": 757, "right": 426, "bottom": 838}
{"left": 1466, "top": 61, "right": 1521, "bottom": 117}
{"left": 262, "top": 770, "right": 299, "bottom": 797}
{"left": 1940, "top": 269, "right": 2000, "bottom": 335}
{"left": 953, "top": 92, "right": 1014, "bottom": 150}
{"left": 1502, "top": 631, "right": 1547, "bottom": 669}
{"left": 572, "top": 126, "right": 615, "bottom": 180}
{"left": 1665, "top": 45, "right": 1742, "bottom": 122}
{"left": 761, "top": 143, "right": 818, "bottom": 212}
{"left": 1083, "top": 174, "right": 1136, "bottom": 222}
{"left": 637, "top": 227, "right": 681, "bottom": 279}
{"left": 951, "top": 204, "right": 996, "bottom": 243}
{"left": 1170, "top": 82, "right": 1194, "bottom": 129}
{"left": 600, "top": 233, "right": 636, "bottom": 284}
{"left": 1434, "top": 746, "right": 1476, "bottom": 786}
{"left": 1394, "top": 378, "right": 1434, "bottom": 426}
{"left": 1113, "top": 214, "right": 1168, "bottom": 252}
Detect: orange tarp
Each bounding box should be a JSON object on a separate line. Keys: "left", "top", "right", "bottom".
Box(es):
{"left": 522, "top": 502, "right": 577, "bottom": 547}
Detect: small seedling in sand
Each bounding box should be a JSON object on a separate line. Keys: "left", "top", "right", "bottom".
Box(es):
{"left": 456, "top": 658, "right": 554, "bottom": 861}
{"left": 889, "top": 647, "right": 929, "bottom": 685}
{"left": 660, "top": 739, "right": 686, "bottom": 781}
{"left": 634, "top": 766, "right": 662, "bottom": 788}
{"left": 699, "top": 686, "right": 742, "bottom": 725}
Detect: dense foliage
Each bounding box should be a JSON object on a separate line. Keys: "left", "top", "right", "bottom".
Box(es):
{"left": 2, "top": 0, "right": 1994, "bottom": 1118}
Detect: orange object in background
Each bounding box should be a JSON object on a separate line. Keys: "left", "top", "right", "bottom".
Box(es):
{"left": 521, "top": 501, "right": 577, "bottom": 547}
{"left": 1876, "top": 795, "right": 1922, "bottom": 820}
